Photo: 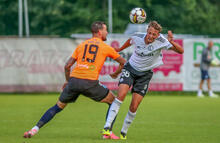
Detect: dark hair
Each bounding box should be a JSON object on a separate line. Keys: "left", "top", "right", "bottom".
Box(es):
{"left": 91, "top": 21, "right": 105, "bottom": 33}
{"left": 148, "top": 21, "right": 162, "bottom": 32}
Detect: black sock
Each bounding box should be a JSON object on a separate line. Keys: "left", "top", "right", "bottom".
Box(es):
{"left": 36, "top": 104, "right": 62, "bottom": 128}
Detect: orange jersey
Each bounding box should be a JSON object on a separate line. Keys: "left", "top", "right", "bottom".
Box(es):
{"left": 70, "top": 37, "right": 120, "bottom": 80}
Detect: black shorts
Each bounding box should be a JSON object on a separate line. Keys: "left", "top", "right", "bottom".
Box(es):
{"left": 59, "top": 77, "right": 109, "bottom": 103}
{"left": 119, "top": 62, "right": 153, "bottom": 96}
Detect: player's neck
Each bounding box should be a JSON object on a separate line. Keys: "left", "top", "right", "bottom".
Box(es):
{"left": 92, "top": 34, "right": 102, "bottom": 40}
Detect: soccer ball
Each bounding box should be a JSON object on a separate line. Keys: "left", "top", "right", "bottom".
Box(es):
{"left": 211, "top": 59, "right": 220, "bottom": 66}
{"left": 129, "top": 8, "right": 147, "bottom": 24}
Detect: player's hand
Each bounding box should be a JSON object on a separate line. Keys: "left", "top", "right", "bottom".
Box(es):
{"left": 168, "top": 30, "right": 173, "bottom": 42}
{"left": 110, "top": 72, "right": 118, "bottom": 79}
{"left": 62, "top": 82, "right": 68, "bottom": 90}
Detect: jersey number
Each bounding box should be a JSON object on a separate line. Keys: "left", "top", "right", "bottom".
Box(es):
{"left": 82, "top": 44, "right": 99, "bottom": 63}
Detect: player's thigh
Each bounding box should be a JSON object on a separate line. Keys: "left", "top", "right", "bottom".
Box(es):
{"left": 118, "top": 69, "right": 134, "bottom": 100}
{"left": 83, "top": 82, "right": 109, "bottom": 102}
{"left": 119, "top": 69, "right": 134, "bottom": 88}
{"left": 132, "top": 71, "right": 153, "bottom": 96}
{"left": 59, "top": 78, "right": 80, "bottom": 103}
{"left": 117, "top": 84, "right": 130, "bottom": 101}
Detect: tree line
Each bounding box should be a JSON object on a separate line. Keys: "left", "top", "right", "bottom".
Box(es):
{"left": 0, "top": 0, "right": 220, "bottom": 37}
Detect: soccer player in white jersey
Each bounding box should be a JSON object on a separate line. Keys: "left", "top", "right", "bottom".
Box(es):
{"left": 102, "top": 21, "right": 184, "bottom": 139}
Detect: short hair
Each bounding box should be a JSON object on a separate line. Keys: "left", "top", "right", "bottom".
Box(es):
{"left": 91, "top": 21, "right": 105, "bottom": 33}
{"left": 148, "top": 21, "right": 162, "bottom": 32}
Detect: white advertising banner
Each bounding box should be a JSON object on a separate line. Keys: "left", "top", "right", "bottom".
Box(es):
{"left": 183, "top": 39, "right": 220, "bottom": 91}
{"left": 0, "top": 38, "right": 82, "bottom": 92}
{"left": 0, "top": 37, "right": 219, "bottom": 92}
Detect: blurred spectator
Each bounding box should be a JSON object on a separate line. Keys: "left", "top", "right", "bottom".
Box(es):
{"left": 197, "top": 41, "right": 219, "bottom": 98}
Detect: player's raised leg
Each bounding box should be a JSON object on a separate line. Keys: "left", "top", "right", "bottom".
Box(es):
{"left": 23, "top": 101, "right": 66, "bottom": 138}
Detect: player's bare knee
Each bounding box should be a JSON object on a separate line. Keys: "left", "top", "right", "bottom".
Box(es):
{"left": 106, "top": 96, "right": 115, "bottom": 104}
{"left": 100, "top": 94, "right": 115, "bottom": 104}
{"left": 57, "top": 100, "right": 67, "bottom": 109}
{"left": 108, "top": 92, "right": 116, "bottom": 103}
{"left": 117, "top": 93, "right": 127, "bottom": 101}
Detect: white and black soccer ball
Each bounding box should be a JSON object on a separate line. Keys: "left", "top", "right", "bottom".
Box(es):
{"left": 129, "top": 8, "right": 147, "bottom": 24}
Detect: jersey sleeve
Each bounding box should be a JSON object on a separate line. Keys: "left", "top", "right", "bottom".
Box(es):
{"left": 164, "top": 40, "right": 172, "bottom": 50}
{"left": 71, "top": 45, "right": 80, "bottom": 59}
{"left": 159, "top": 34, "right": 172, "bottom": 50}
{"left": 130, "top": 36, "right": 136, "bottom": 45}
{"left": 106, "top": 45, "right": 120, "bottom": 59}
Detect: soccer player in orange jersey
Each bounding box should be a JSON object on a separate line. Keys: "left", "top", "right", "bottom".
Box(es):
{"left": 23, "top": 21, "right": 126, "bottom": 139}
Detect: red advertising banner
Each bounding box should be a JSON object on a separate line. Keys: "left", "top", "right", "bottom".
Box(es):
{"left": 150, "top": 39, "right": 183, "bottom": 91}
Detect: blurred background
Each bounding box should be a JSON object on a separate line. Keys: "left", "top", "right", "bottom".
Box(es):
{"left": 0, "top": 0, "right": 220, "bottom": 93}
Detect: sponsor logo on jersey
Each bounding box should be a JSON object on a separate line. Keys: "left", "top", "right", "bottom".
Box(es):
{"left": 156, "top": 36, "right": 166, "bottom": 43}
{"left": 136, "top": 46, "right": 145, "bottom": 49}
{"left": 147, "top": 45, "right": 154, "bottom": 51}
{"left": 135, "top": 51, "right": 154, "bottom": 57}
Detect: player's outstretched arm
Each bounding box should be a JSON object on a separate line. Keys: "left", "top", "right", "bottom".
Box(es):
{"left": 110, "top": 56, "right": 126, "bottom": 79}
{"left": 115, "top": 38, "right": 132, "bottom": 52}
{"left": 168, "top": 30, "right": 184, "bottom": 54}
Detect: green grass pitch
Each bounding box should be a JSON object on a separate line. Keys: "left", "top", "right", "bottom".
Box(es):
{"left": 0, "top": 93, "right": 220, "bottom": 143}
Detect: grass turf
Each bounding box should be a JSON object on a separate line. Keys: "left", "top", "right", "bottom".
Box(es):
{"left": 0, "top": 93, "right": 220, "bottom": 143}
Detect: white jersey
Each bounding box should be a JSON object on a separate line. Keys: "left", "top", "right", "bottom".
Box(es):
{"left": 129, "top": 33, "right": 172, "bottom": 71}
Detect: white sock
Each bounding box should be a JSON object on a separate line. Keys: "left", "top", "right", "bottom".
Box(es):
{"left": 104, "top": 98, "right": 122, "bottom": 128}
{"left": 32, "top": 126, "right": 39, "bottom": 132}
{"left": 209, "top": 90, "right": 213, "bottom": 96}
{"left": 197, "top": 90, "right": 202, "bottom": 96}
{"left": 121, "top": 110, "right": 136, "bottom": 134}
